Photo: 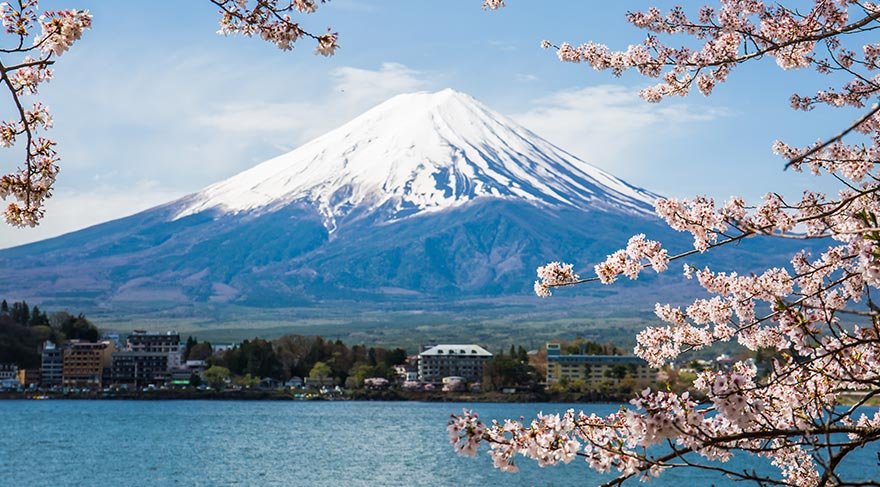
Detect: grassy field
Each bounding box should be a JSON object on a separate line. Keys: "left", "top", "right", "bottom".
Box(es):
{"left": 91, "top": 296, "right": 660, "bottom": 352}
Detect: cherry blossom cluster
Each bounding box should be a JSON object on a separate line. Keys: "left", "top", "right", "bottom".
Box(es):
{"left": 0, "top": 1, "right": 90, "bottom": 226}
{"left": 34, "top": 9, "right": 91, "bottom": 56}
{"left": 539, "top": 1, "right": 877, "bottom": 105}
{"left": 447, "top": 409, "right": 485, "bottom": 458}
{"left": 653, "top": 194, "right": 797, "bottom": 251}
{"left": 467, "top": 2, "right": 880, "bottom": 484}
{"left": 211, "top": 0, "right": 338, "bottom": 55}
{"left": 594, "top": 233, "right": 669, "bottom": 284}
{"left": 533, "top": 261, "right": 579, "bottom": 297}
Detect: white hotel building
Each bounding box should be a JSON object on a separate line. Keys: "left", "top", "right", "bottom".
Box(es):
{"left": 417, "top": 344, "right": 492, "bottom": 383}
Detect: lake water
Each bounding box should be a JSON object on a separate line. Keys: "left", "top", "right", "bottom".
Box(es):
{"left": 0, "top": 400, "right": 877, "bottom": 486}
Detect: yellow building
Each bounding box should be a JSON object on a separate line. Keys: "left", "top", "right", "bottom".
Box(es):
{"left": 545, "top": 343, "right": 654, "bottom": 386}
{"left": 16, "top": 368, "right": 40, "bottom": 388}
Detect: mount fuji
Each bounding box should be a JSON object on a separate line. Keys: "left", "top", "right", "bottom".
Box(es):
{"left": 0, "top": 89, "right": 767, "bottom": 330}
{"left": 175, "top": 89, "right": 658, "bottom": 228}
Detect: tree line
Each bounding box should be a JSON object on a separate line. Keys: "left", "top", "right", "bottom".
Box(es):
{"left": 185, "top": 335, "right": 409, "bottom": 389}
{"left": 0, "top": 299, "right": 100, "bottom": 368}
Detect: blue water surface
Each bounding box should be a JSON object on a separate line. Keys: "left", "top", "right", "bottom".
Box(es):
{"left": 0, "top": 400, "right": 877, "bottom": 486}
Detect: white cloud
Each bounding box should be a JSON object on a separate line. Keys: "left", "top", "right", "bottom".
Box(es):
{"left": 332, "top": 62, "right": 427, "bottom": 104}
{"left": 511, "top": 85, "right": 728, "bottom": 180}
{"left": 514, "top": 73, "right": 539, "bottom": 82}
{"left": 196, "top": 62, "right": 430, "bottom": 143}
{"left": 488, "top": 40, "right": 517, "bottom": 51}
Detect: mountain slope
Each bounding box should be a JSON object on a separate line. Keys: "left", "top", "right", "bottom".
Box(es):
{"left": 0, "top": 89, "right": 782, "bottom": 325}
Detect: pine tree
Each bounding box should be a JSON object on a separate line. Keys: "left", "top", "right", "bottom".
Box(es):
{"left": 184, "top": 336, "right": 196, "bottom": 360}
{"left": 20, "top": 301, "right": 29, "bottom": 326}
{"left": 10, "top": 301, "right": 30, "bottom": 325}
{"left": 29, "top": 306, "right": 48, "bottom": 327}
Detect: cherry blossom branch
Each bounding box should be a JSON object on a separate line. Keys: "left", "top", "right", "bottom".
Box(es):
{"left": 0, "top": 3, "right": 90, "bottom": 226}
{"left": 209, "top": 0, "right": 338, "bottom": 55}
{"left": 784, "top": 102, "right": 880, "bottom": 170}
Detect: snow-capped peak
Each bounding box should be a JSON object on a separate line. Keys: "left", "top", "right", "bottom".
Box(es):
{"left": 175, "top": 88, "right": 658, "bottom": 230}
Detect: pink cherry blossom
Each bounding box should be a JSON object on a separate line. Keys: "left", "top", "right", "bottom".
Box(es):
{"left": 0, "top": 1, "right": 90, "bottom": 227}
{"left": 465, "top": 2, "right": 880, "bottom": 485}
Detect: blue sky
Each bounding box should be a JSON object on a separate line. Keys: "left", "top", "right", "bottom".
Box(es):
{"left": 0, "top": 0, "right": 857, "bottom": 248}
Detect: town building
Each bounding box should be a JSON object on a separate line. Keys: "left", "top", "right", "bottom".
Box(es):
{"left": 62, "top": 340, "right": 115, "bottom": 389}
{"left": 161, "top": 359, "right": 208, "bottom": 385}
{"left": 393, "top": 364, "right": 418, "bottom": 382}
{"left": 304, "top": 376, "right": 336, "bottom": 387}
{"left": 102, "top": 333, "right": 123, "bottom": 349}
{"left": 545, "top": 343, "right": 654, "bottom": 386}
{"left": 127, "top": 330, "right": 181, "bottom": 369}
{"left": 184, "top": 360, "right": 207, "bottom": 374}
{"left": 111, "top": 351, "right": 169, "bottom": 387}
{"left": 1, "top": 364, "right": 23, "bottom": 390}
{"left": 0, "top": 363, "right": 18, "bottom": 380}
{"left": 16, "top": 368, "right": 40, "bottom": 388}
{"left": 211, "top": 343, "right": 237, "bottom": 355}
{"left": 260, "top": 377, "right": 282, "bottom": 389}
{"left": 418, "top": 344, "right": 492, "bottom": 383}
{"left": 41, "top": 341, "right": 63, "bottom": 387}
{"left": 441, "top": 375, "right": 466, "bottom": 392}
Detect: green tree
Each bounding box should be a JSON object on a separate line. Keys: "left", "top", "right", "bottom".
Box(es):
{"left": 0, "top": 312, "right": 41, "bottom": 367}
{"left": 234, "top": 373, "right": 259, "bottom": 388}
{"left": 215, "top": 338, "right": 281, "bottom": 378}
{"left": 57, "top": 313, "right": 99, "bottom": 342}
{"left": 309, "top": 361, "right": 332, "bottom": 382}
{"left": 517, "top": 346, "right": 528, "bottom": 363}
{"left": 184, "top": 336, "right": 196, "bottom": 360}
{"left": 482, "top": 355, "right": 536, "bottom": 391}
{"left": 189, "top": 373, "right": 202, "bottom": 387}
{"left": 204, "top": 366, "right": 231, "bottom": 389}
{"left": 347, "top": 363, "right": 390, "bottom": 388}
{"left": 29, "top": 306, "right": 49, "bottom": 327}
{"left": 10, "top": 301, "right": 29, "bottom": 326}
{"left": 384, "top": 348, "right": 407, "bottom": 366}
{"left": 188, "top": 342, "right": 213, "bottom": 361}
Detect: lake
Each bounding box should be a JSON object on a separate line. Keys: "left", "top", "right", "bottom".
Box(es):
{"left": 0, "top": 400, "right": 876, "bottom": 486}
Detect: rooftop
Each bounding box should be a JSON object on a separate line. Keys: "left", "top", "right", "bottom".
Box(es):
{"left": 547, "top": 354, "right": 648, "bottom": 365}
{"left": 130, "top": 330, "right": 179, "bottom": 336}
{"left": 419, "top": 344, "right": 492, "bottom": 357}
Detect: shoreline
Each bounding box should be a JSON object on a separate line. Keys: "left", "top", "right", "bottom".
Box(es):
{"left": 0, "top": 389, "right": 634, "bottom": 403}
{"left": 4, "top": 391, "right": 877, "bottom": 406}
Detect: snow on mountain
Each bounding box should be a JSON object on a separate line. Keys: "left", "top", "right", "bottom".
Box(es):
{"left": 0, "top": 87, "right": 807, "bottom": 320}
{"left": 175, "top": 89, "right": 658, "bottom": 231}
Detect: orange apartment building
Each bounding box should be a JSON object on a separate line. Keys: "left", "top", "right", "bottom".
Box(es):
{"left": 62, "top": 340, "right": 115, "bottom": 389}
